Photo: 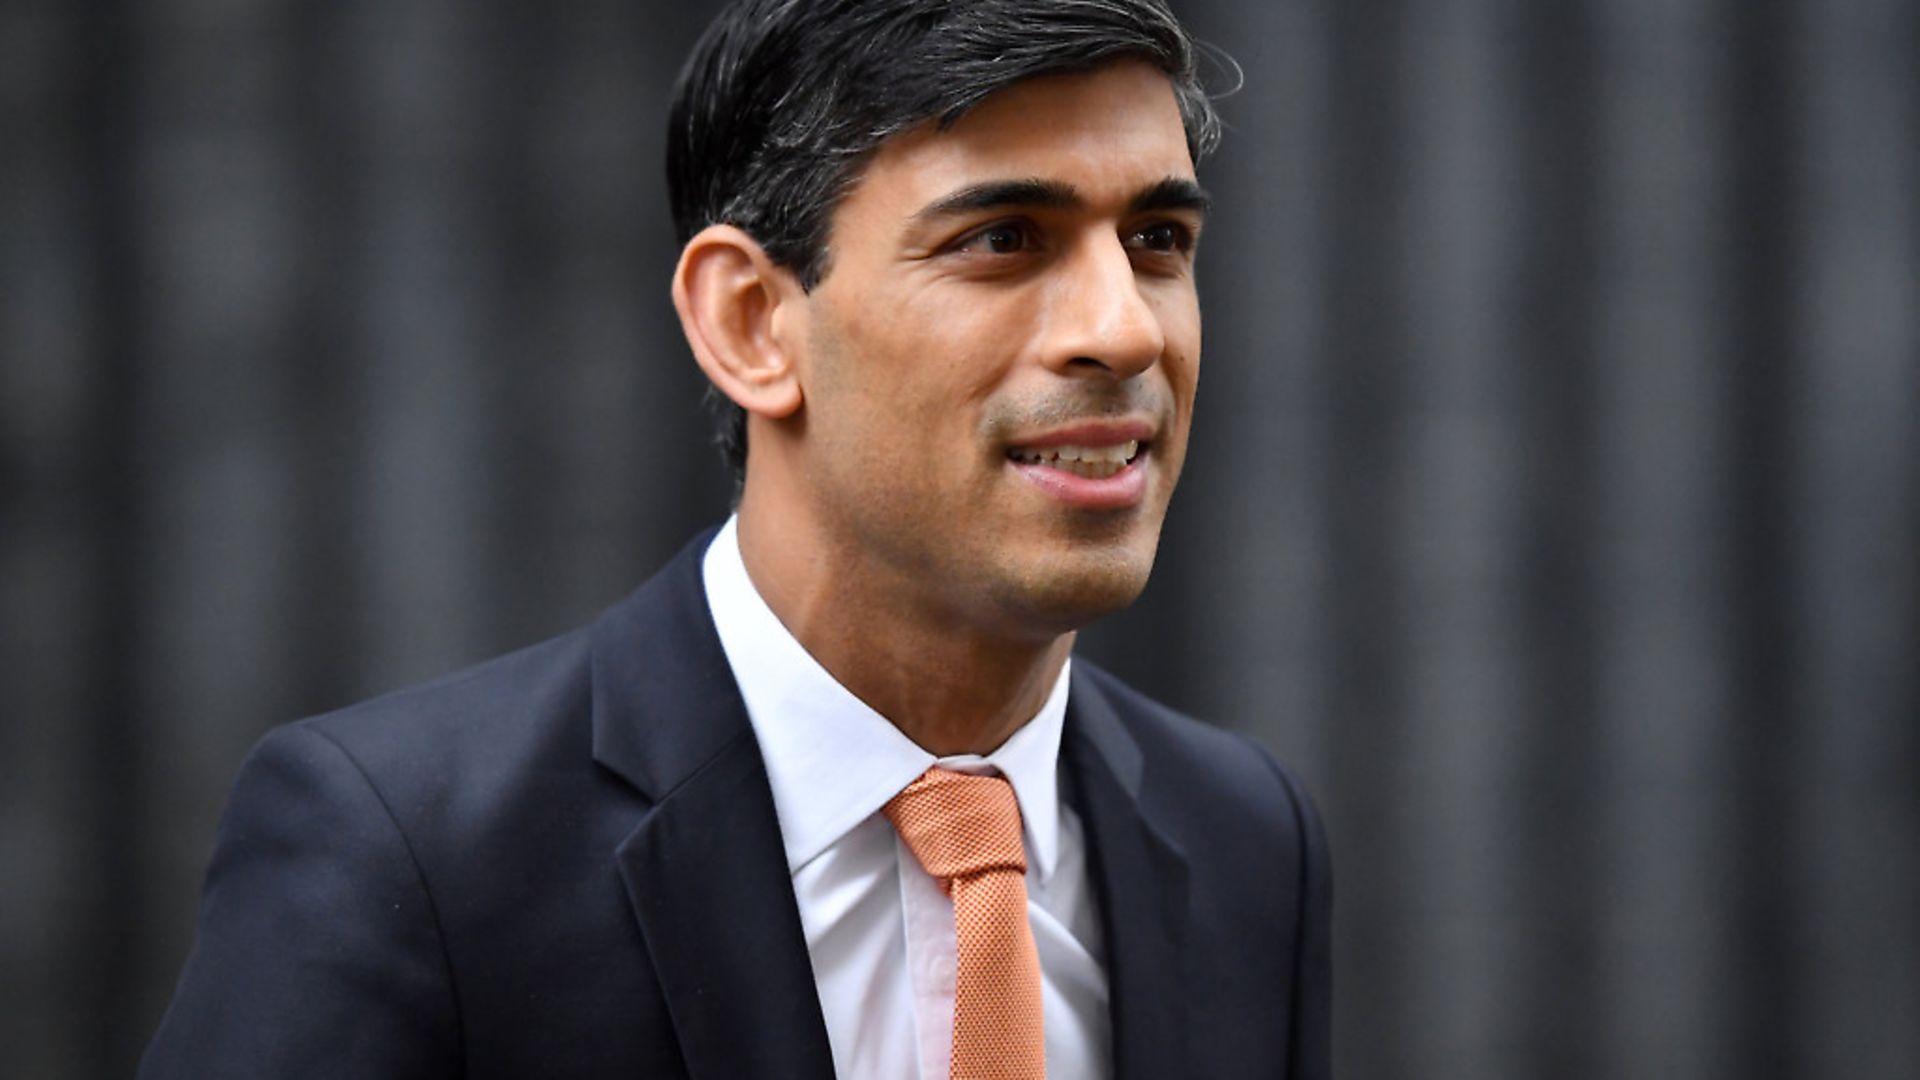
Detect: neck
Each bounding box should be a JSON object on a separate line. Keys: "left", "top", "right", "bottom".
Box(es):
{"left": 735, "top": 505, "right": 1072, "bottom": 758}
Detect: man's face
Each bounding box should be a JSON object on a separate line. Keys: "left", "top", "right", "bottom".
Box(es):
{"left": 785, "top": 61, "right": 1205, "bottom": 640}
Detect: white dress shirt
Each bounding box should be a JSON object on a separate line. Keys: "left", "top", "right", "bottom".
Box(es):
{"left": 702, "top": 518, "right": 1111, "bottom": 1079}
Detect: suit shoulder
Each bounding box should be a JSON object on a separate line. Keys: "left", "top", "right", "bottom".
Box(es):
{"left": 1073, "top": 660, "right": 1322, "bottom": 833}
{"left": 1074, "top": 661, "right": 1271, "bottom": 773}
{"left": 306, "top": 626, "right": 589, "bottom": 738}
{"left": 276, "top": 626, "right": 597, "bottom": 805}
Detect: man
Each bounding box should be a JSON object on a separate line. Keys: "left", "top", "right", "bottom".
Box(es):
{"left": 141, "top": 0, "right": 1330, "bottom": 1077}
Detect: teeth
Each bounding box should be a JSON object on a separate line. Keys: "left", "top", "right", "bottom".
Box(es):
{"left": 1061, "top": 459, "right": 1123, "bottom": 479}
{"left": 1008, "top": 440, "right": 1142, "bottom": 476}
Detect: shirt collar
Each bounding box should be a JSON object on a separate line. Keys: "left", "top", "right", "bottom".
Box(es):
{"left": 701, "top": 517, "right": 1069, "bottom": 882}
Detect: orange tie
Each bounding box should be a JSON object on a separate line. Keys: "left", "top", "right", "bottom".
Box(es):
{"left": 884, "top": 767, "right": 1046, "bottom": 1080}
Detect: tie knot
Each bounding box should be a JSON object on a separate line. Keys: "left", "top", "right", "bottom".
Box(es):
{"left": 883, "top": 767, "right": 1028, "bottom": 884}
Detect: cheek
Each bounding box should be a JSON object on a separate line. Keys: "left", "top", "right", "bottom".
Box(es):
{"left": 1156, "top": 280, "right": 1202, "bottom": 347}
{"left": 875, "top": 316, "right": 1014, "bottom": 419}
{"left": 1153, "top": 292, "right": 1203, "bottom": 399}
{"left": 809, "top": 305, "right": 1004, "bottom": 461}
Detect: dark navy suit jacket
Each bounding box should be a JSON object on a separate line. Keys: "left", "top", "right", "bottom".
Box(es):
{"left": 142, "top": 531, "right": 1331, "bottom": 1078}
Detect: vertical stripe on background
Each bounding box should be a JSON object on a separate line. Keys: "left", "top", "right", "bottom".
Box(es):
{"left": 1789, "top": 1, "right": 1920, "bottom": 1076}
{"left": 1591, "top": 1, "right": 1741, "bottom": 1076}
{"left": 1393, "top": 0, "right": 1528, "bottom": 1074}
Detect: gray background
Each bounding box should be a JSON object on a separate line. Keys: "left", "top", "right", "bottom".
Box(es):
{"left": 5, "top": 0, "right": 1917, "bottom": 1077}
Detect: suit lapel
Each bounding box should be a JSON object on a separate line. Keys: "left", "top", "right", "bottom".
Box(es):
{"left": 590, "top": 533, "right": 1192, "bottom": 1079}
{"left": 614, "top": 737, "right": 836, "bottom": 1079}
{"left": 1064, "top": 667, "right": 1191, "bottom": 1080}
{"left": 590, "top": 533, "right": 836, "bottom": 1080}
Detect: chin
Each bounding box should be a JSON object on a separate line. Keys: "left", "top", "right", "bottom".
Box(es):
{"left": 985, "top": 538, "right": 1160, "bottom": 637}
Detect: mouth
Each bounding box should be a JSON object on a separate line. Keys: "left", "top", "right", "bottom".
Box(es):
{"left": 1003, "top": 422, "right": 1155, "bottom": 509}
{"left": 1006, "top": 439, "right": 1144, "bottom": 480}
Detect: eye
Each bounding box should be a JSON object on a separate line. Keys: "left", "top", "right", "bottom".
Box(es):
{"left": 1126, "top": 221, "right": 1194, "bottom": 254}
{"left": 955, "top": 221, "right": 1037, "bottom": 255}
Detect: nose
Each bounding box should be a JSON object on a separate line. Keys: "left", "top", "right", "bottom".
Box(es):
{"left": 1041, "top": 235, "right": 1166, "bottom": 380}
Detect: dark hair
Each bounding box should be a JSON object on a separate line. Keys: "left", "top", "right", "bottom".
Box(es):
{"left": 667, "top": 0, "right": 1224, "bottom": 482}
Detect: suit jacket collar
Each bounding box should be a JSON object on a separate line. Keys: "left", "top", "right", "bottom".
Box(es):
{"left": 587, "top": 529, "right": 1192, "bottom": 1079}
{"left": 590, "top": 530, "right": 837, "bottom": 1080}
{"left": 1064, "top": 666, "right": 1193, "bottom": 1080}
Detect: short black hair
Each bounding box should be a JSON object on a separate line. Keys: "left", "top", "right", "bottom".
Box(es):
{"left": 667, "top": 0, "right": 1224, "bottom": 482}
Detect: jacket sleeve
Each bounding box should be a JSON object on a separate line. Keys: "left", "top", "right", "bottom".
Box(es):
{"left": 140, "top": 723, "right": 462, "bottom": 1079}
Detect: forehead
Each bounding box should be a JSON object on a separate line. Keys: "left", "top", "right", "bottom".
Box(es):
{"left": 845, "top": 62, "right": 1196, "bottom": 219}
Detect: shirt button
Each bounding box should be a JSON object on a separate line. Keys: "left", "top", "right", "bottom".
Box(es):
{"left": 932, "top": 954, "right": 955, "bottom": 985}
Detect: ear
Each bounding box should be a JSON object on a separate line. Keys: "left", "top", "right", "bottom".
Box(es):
{"left": 671, "top": 224, "right": 806, "bottom": 421}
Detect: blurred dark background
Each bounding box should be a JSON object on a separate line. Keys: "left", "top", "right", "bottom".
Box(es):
{"left": 5, "top": 0, "right": 1916, "bottom": 1077}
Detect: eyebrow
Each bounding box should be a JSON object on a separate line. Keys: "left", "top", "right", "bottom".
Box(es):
{"left": 911, "top": 176, "right": 1213, "bottom": 223}
{"left": 1128, "top": 176, "right": 1213, "bottom": 218}
{"left": 914, "top": 178, "right": 1082, "bottom": 221}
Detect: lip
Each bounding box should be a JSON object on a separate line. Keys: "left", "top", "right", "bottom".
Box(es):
{"left": 1004, "top": 418, "right": 1157, "bottom": 451}
{"left": 1004, "top": 418, "right": 1156, "bottom": 510}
